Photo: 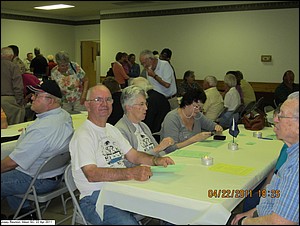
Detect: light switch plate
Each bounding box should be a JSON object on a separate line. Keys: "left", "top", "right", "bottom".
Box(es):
{"left": 261, "top": 55, "right": 272, "bottom": 62}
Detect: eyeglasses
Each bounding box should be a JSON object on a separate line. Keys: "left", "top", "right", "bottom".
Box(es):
{"left": 192, "top": 103, "right": 203, "bottom": 111}
{"left": 87, "top": 97, "right": 114, "bottom": 104}
{"left": 33, "top": 93, "right": 52, "bottom": 99}
{"left": 277, "top": 114, "right": 299, "bottom": 121}
{"left": 132, "top": 102, "right": 148, "bottom": 107}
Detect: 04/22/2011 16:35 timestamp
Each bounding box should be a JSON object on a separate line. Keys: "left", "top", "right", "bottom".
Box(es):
{"left": 208, "top": 189, "right": 280, "bottom": 199}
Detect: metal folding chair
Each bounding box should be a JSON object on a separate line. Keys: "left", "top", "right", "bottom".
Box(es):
{"left": 13, "top": 150, "right": 71, "bottom": 220}
{"left": 64, "top": 164, "right": 89, "bottom": 225}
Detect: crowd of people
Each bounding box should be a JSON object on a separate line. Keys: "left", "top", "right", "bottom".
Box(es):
{"left": 1, "top": 45, "right": 299, "bottom": 224}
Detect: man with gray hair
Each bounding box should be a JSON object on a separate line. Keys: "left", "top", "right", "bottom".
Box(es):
{"left": 69, "top": 84, "right": 174, "bottom": 224}
{"left": 1, "top": 47, "right": 25, "bottom": 125}
{"left": 231, "top": 91, "right": 299, "bottom": 225}
{"left": 202, "top": 75, "right": 224, "bottom": 121}
{"left": 139, "top": 50, "right": 178, "bottom": 110}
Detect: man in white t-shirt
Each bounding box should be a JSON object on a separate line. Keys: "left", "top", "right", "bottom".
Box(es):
{"left": 69, "top": 84, "right": 174, "bottom": 225}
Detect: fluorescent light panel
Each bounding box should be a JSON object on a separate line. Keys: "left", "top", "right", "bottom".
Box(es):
{"left": 34, "top": 4, "right": 74, "bottom": 10}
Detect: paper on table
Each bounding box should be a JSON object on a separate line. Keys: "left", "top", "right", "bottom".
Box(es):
{"left": 169, "top": 149, "right": 210, "bottom": 158}
{"left": 151, "top": 164, "right": 185, "bottom": 173}
{"left": 209, "top": 163, "right": 255, "bottom": 176}
{"left": 193, "top": 140, "right": 226, "bottom": 148}
{"left": 245, "top": 142, "right": 256, "bottom": 145}
{"left": 266, "top": 134, "right": 277, "bottom": 139}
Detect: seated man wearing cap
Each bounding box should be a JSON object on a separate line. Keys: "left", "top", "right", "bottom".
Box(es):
{"left": 1, "top": 80, "right": 74, "bottom": 219}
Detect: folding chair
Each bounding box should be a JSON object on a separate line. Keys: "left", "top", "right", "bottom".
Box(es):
{"left": 264, "top": 105, "right": 274, "bottom": 114}
{"left": 13, "top": 150, "right": 71, "bottom": 220}
{"left": 64, "top": 164, "right": 152, "bottom": 225}
{"left": 64, "top": 164, "right": 89, "bottom": 225}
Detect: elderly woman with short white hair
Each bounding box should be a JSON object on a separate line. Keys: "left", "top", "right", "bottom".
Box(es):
{"left": 115, "top": 85, "right": 174, "bottom": 167}
{"left": 218, "top": 73, "right": 241, "bottom": 129}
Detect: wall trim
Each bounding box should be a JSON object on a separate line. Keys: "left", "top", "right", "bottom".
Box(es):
{"left": 0, "top": 13, "right": 100, "bottom": 26}
{"left": 1, "top": 1, "right": 298, "bottom": 25}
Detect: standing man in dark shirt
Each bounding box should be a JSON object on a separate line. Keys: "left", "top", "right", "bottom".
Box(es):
{"left": 102, "top": 77, "right": 124, "bottom": 125}
{"left": 30, "top": 47, "right": 49, "bottom": 82}
{"left": 274, "top": 70, "right": 299, "bottom": 106}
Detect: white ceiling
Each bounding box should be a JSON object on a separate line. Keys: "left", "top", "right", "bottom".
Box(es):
{"left": 1, "top": 1, "right": 267, "bottom": 21}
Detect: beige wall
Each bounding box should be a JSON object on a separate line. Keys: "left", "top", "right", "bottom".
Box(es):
{"left": 1, "top": 7, "right": 298, "bottom": 84}
{"left": 1, "top": 19, "right": 99, "bottom": 65}
{"left": 100, "top": 8, "right": 299, "bottom": 83}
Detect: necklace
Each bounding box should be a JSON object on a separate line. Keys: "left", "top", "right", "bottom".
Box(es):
{"left": 181, "top": 108, "right": 194, "bottom": 119}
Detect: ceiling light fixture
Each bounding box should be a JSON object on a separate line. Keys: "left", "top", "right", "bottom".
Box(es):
{"left": 34, "top": 4, "right": 75, "bottom": 10}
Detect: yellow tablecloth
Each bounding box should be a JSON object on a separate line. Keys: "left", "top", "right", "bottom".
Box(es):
{"left": 96, "top": 125, "right": 282, "bottom": 225}
{"left": 1, "top": 113, "right": 87, "bottom": 159}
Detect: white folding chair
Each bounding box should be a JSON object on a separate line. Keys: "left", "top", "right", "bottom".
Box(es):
{"left": 64, "top": 164, "right": 90, "bottom": 225}
{"left": 13, "top": 150, "right": 71, "bottom": 220}
{"left": 264, "top": 105, "right": 274, "bottom": 114}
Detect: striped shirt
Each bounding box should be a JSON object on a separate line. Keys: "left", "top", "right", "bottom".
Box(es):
{"left": 257, "top": 142, "right": 299, "bottom": 223}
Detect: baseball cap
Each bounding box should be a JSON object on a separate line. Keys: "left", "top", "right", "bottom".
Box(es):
{"left": 28, "top": 80, "right": 62, "bottom": 98}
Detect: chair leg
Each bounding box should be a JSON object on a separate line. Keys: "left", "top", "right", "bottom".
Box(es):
{"left": 32, "top": 188, "right": 42, "bottom": 220}
{"left": 13, "top": 192, "right": 30, "bottom": 219}
{"left": 60, "top": 194, "right": 67, "bottom": 215}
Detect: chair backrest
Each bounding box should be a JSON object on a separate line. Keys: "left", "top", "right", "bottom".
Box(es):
{"left": 241, "top": 101, "right": 256, "bottom": 116}
{"left": 64, "top": 164, "right": 88, "bottom": 225}
{"left": 264, "top": 105, "right": 274, "bottom": 114}
{"left": 218, "top": 107, "right": 228, "bottom": 118}
{"left": 38, "top": 149, "right": 70, "bottom": 175}
{"left": 13, "top": 149, "right": 71, "bottom": 220}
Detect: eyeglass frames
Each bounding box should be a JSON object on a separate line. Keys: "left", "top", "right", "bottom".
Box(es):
{"left": 86, "top": 97, "right": 114, "bottom": 104}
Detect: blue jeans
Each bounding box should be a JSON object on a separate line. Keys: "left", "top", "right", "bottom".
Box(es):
{"left": 1, "top": 169, "right": 62, "bottom": 211}
{"left": 80, "top": 190, "right": 139, "bottom": 225}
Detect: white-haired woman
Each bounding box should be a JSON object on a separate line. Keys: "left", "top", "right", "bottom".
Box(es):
{"left": 130, "top": 77, "right": 170, "bottom": 142}
{"left": 115, "top": 85, "right": 174, "bottom": 167}
{"left": 218, "top": 73, "right": 241, "bottom": 129}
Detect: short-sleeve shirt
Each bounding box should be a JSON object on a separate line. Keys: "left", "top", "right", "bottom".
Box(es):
{"left": 69, "top": 120, "right": 132, "bottom": 199}
{"left": 51, "top": 62, "right": 86, "bottom": 103}
{"left": 147, "top": 59, "right": 177, "bottom": 98}
{"left": 224, "top": 87, "right": 241, "bottom": 111}
{"left": 9, "top": 108, "right": 74, "bottom": 178}
{"left": 257, "top": 142, "right": 299, "bottom": 223}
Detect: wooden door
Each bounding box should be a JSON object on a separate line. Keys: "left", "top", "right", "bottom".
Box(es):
{"left": 81, "top": 41, "right": 99, "bottom": 87}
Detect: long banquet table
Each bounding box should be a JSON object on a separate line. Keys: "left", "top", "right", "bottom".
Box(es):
{"left": 96, "top": 125, "right": 282, "bottom": 225}
{"left": 1, "top": 112, "right": 87, "bottom": 160}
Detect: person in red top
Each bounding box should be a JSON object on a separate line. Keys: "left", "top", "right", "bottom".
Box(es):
{"left": 112, "top": 52, "right": 129, "bottom": 89}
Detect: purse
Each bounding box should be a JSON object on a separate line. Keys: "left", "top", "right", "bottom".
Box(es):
{"left": 242, "top": 109, "right": 266, "bottom": 131}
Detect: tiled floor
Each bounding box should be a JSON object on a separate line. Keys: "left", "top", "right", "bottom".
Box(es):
{"left": 1, "top": 194, "right": 244, "bottom": 225}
